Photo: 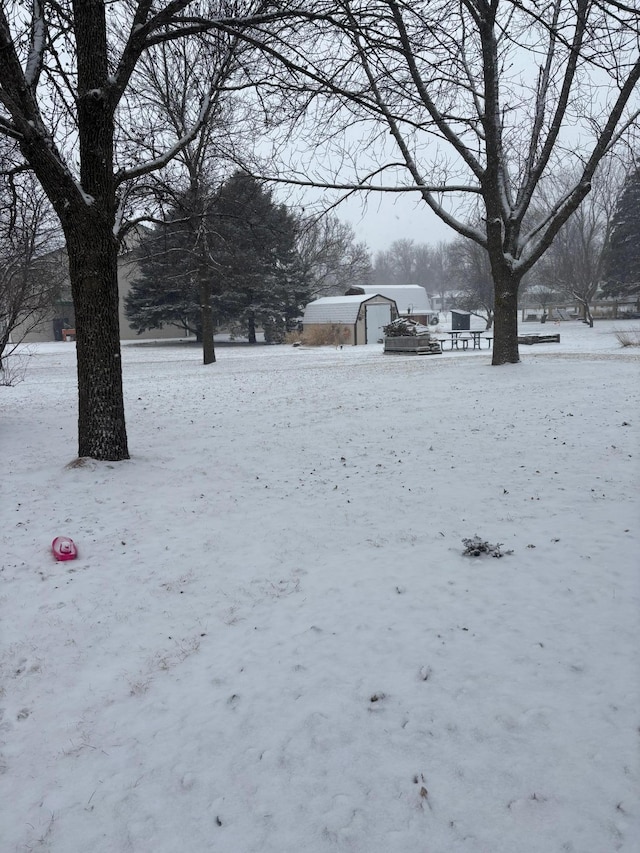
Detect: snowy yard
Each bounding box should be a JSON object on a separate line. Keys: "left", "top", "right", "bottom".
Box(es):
{"left": 2, "top": 320, "right": 639, "bottom": 853}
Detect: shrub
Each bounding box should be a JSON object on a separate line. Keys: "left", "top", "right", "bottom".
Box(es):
{"left": 0, "top": 349, "right": 31, "bottom": 386}
{"left": 462, "top": 536, "right": 512, "bottom": 558}
{"left": 301, "top": 324, "right": 346, "bottom": 346}
{"left": 614, "top": 329, "right": 640, "bottom": 347}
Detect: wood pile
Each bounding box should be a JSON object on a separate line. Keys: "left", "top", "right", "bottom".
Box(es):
{"left": 518, "top": 334, "right": 561, "bottom": 345}
{"left": 383, "top": 318, "right": 442, "bottom": 354}
{"left": 383, "top": 317, "right": 430, "bottom": 337}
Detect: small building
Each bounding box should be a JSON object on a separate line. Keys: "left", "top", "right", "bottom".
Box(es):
{"left": 451, "top": 309, "right": 471, "bottom": 331}
{"left": 303, "top": 294, "right": 399, "bottom": 345}
{"left": 15, "top": 229, "right": 184, "bottom": 344}
{"left": 345, "top": 284, "right": 436, "bottom": 325}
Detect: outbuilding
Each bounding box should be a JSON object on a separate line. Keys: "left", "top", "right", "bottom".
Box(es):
{"left": 344, "top": 285, "right": 436, "bottom": 325}
{"left": 302, "top": 293, "right": 399, "bottom": 345}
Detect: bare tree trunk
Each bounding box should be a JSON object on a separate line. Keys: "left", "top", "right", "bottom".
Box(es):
{"left": 66, "top": 2, "right": 128, "bottom": 459}
{"left": 492, "top": 271, "right": 521, "bottom": 365}
{"left": 65, "top": 217, "right": 129, "bottom": 460}
{"left": 247, "top": 313, "right": 257, "bottom": 344}
{"left": 581, "top": 299, "right": 594, "bottom": 327}
{"left": 199, "top": 279, "right": 216, "bottom": 364}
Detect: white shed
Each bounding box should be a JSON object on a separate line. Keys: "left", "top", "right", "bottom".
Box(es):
{"left": 345, "top": 285, "right": 435, "bottom": 324}
{"left": 303, "top": 294, "right": 399, "bottom": 345}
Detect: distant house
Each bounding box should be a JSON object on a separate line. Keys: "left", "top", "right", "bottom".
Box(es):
{"left": 344, "top": 284, "right": 436, "bottom": 325}
{"left": 115, "top": 244, "right": 180, "bottom": 341}
{"left": 303, "top": 293, "right": 399, "bottom": 345}
{"left": 17, "top": 238, "right": 182, "bottom": 344}
{"left": 8, "top": 245, "right": 74, "bottom": 344}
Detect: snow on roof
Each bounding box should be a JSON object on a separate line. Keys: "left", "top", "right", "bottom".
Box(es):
{"left": 357, "top": 285, "right": 432, "bottom": 314}
{"left": 303, "top": 294, "right": 397, "bottom": 325}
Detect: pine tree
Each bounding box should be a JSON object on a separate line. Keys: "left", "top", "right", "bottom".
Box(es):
{"left": 603, "top": 166, "right": 640, "bottom": 298}
{"left": 126, "top": 173, "right": 307, "bottom": 344}
{"left": 211, "top": 172, "right": 304, "bottom": 343}
{"left": 125, "top": 214, "right": 202, "bottom": 339}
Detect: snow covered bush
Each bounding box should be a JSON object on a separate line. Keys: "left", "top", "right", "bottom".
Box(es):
{"left": 462, "top": 536, "right": 512, "bottom": 558}
{"left": 614, "top": 329, "right": 640, "bottom": 347}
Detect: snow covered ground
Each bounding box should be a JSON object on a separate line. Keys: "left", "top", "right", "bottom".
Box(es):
{"left": 2, "top": 320, "right": 639, "bottom": 853}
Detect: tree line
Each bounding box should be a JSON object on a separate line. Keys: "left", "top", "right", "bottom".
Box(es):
{"left": 370, "top": 159, "right": 640, "bottom": 329}
{"left": 0, "top": 1, "right": 638, "bottom": 460}
{"left": 4, "top": 158, "right": 636, "bottom": 361}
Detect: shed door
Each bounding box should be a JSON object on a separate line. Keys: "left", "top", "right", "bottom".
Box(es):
{"left": 365, "top": 303, "right": 391, "bottom": 343}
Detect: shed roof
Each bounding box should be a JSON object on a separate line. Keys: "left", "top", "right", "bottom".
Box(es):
{"left": 355, "top": 285, "right": 432, "bottom": 314}
{"left": 303, "top": 294, "right": 397, "bottom": 325}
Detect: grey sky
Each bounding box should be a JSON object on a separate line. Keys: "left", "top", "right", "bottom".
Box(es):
{"left": 336, "top": 191, "right": 454, "bottom": 254}
{"left": 289, "top": 183, "right": 455, "bottom": 255}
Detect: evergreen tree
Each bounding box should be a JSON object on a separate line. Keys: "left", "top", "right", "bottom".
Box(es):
{"left": 210, "top": 172, "right": 304, "bottom": 343}
{"left": 126, "top": 173, "right": 307, "bottom": 343}
{"left": 603, "top": 166, "right": 640, "bottom": 298}
{"left": 125, "top": 207, "right": 204, "bottom": 339}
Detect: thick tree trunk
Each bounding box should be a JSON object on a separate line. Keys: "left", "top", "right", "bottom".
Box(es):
{"left": 199, "top": 279, "right": 216, "bottom": 364}
{"left": 0, "top": 326, "right": 10, "bottom": 368}
{"left": 247, "top": 313, "right": 257, "bottom": 344}
{"left": 65, "top": 218, "right": 129, "bottom": 460}
{"left": 64, "top": 0, "right": 128, "bottom": 460}
{"left": 491, "top": 271, "right": 521, "bottom": 365}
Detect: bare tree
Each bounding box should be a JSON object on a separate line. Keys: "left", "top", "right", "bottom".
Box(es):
{"left": 371, "top": 247, "right": 395, "bottom": 287}
{"left": 0, "top": 1, "right": 287, "bottom": 460}
{"left": 260, "top": 0, "right": 640, "bottom": 364}
{"left": 388, "top": 239, "right": 420, "bottom": 283}
{"left": 526, "top": 285, "right": 563, "bottom": 318}
{"left": 296, "top": 214, "right": 371, "bottom": 297}
{"left": 0, "top": 168, "right": 65, "bottom": 370}
{"left": 428, "top": 242, "right": 455, "bottom": 312}
{"left": 532, "top": 160, "right": 626, "bottom": 326}
{"left": 372, "top": 239, "right": 435, "bottom": 288}
{"left": 447, "top": 238, "right": 495, "bottom": 329}
{"left": 127, "top": 34, "right": 251, "bottom": 364}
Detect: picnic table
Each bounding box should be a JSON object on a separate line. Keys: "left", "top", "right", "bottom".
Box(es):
{"left": 442, "top": 330, "right": 492, "bottom": 349}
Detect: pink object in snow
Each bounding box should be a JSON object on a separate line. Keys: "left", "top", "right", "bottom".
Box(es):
{"left": 52, "top": 536, "right": 78, "bottom": 561}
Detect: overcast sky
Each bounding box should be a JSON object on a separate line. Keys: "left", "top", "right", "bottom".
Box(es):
{"left": 288, "top": 183, "right": 455, "bottom": 256}
{"left": 336, "top": 191, "right": 454, "bottom": 254}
